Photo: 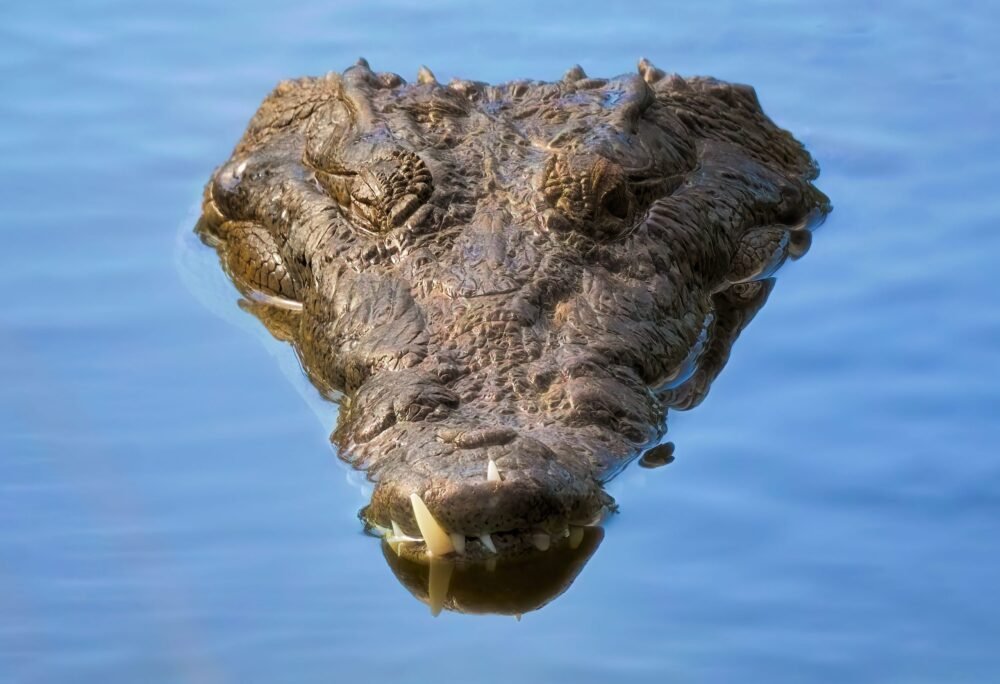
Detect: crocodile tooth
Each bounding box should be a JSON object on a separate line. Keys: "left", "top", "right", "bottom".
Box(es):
{"left": 487, "top": 459, "right": 501, "bottom": 483}
{"left": 410, "top": 493, "right": 454, "bottom": 556}
{"left": 568, "top": 526, "right": 584, "bottom": 549}
{"left": 387, "top": 519, "right": 423, "bottom": 544}
{"left": 532, "top": 532, "right": 551, "bottom": 551}
{"left": 251, "top": 291, "right": 303, "bottom": 312}
{"left": 427, "top": 559, "right": 453, "bottom": 617}
{"left": 417, "top": 65, "right": 437, "bottom": 85}
{"left": 479, "top": 534, "right": 497, "bottom": 554}
{"left": 450, "top": 533, "right": 466, "bottom": 555}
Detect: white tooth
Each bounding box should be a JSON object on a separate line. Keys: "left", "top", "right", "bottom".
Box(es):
{"left": 487, "top": 459, "right": 501, "bottom": 482}
{"left": 569, "top": 526, "right": 584, "bottom": 549}
{"left": 410, "top": 493, "right": 455, "bottom": 556}
{"left": 387, "top": 519, "right": 423, "bottom": 544}
{"left": 450, "top": 533, "right": 466, "bottom": 555}
{"left": 532, "top": 533, "right": 551, "bottom": 551}
{"left": 479, "top": 534, "right": 497, "bottom": 554}
{"left": 562, "top": 527, "right": 570, "bottom": 538}
{"left": 586, "top": 507, "right": 607, "bottom": 526}
{"left": 427, "top": 559, "right": 454, "bottom": 617}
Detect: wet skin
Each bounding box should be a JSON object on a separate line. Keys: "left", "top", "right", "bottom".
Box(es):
{"left": 197, "top": 58, "right": 829, "bottom": 568}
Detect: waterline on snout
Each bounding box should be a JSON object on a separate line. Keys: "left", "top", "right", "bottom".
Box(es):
{"left": 175, "top": 219, "right": 372, "bottom": 498}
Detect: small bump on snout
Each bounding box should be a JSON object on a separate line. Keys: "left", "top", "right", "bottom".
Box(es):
{"left": 438, "top": 426, "right": 518, "bottom": 449}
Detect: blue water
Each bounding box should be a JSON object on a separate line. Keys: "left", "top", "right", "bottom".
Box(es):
{"left": 2, "top": 1, "right": 998, "bottom": 681}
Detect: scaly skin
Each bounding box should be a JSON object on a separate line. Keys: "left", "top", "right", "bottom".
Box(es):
{"left": 196, "top": 58, "right": 829, "bottom": 562}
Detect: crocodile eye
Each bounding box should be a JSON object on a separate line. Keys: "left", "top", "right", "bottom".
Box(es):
{"left": 602, "top": 185, "right": 630, "bottom": 219}
{"left": 345, "top": 151, "right": 432, "bottom": 233}
{"left": 314, "top": 149, "right": 433, "bottom": 234}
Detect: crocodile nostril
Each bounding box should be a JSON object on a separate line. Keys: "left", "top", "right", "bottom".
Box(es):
{"left": 437, "top": 426, "right": 518, "bottom": 449}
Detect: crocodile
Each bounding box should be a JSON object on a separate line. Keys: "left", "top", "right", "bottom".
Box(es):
{"left": 196, "top": 58, "right": 829, "bottom": 566}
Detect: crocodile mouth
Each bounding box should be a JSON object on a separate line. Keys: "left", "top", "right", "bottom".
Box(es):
{"left": 354, "top": 429, "right": 615, "bottom": 564}
{"left": 365, "top": 493, "right": 608, "bottom": 564}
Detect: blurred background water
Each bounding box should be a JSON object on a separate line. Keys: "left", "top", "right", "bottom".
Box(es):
{"left": 1, "top": 1, "right": 998, "bottom": 682}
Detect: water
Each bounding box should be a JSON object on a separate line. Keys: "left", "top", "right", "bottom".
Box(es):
{"left": 2, "top": 1, "right": 998, "bottom": 681}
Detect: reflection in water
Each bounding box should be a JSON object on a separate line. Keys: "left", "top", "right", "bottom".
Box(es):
{"left": 383, "top": 527, "right": 604, "bottom": 616}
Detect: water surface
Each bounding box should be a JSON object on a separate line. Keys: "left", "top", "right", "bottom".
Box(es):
{"left": 2, "top": 1, "right": 999, "bottom": 682}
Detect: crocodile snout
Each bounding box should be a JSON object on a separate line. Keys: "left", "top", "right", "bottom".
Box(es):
{"left": 362, "top": 428, "right": 611, "bottom": 562}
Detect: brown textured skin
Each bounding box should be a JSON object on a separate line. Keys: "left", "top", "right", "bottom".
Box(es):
{"left": 196, "top": 59, "right": 830, "bottom": 560}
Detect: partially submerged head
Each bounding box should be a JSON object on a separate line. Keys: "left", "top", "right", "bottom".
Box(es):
{"left": 198, "top": 59, "right": 829, "bottom": 569}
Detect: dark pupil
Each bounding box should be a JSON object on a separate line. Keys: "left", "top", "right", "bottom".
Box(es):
{"left": 603, "top": 188, "right": 629, "bottom": 219}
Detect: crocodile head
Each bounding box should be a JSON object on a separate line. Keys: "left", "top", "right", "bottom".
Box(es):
{"left": 197, "top": 59, "right": 828, "bottom": 566}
